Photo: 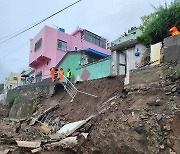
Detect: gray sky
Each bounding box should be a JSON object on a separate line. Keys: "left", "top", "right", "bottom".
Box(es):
{"left": 0, "top": 0, "right": 172, "bottom": 83}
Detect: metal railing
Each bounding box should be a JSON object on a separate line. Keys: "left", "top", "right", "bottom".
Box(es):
{"left": 61, "top": 75, "right": 98, "bottom": 102}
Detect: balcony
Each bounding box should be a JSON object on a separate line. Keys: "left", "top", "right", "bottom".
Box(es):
{"left": 29, "top": 55, "right": 51, "bottom": 68}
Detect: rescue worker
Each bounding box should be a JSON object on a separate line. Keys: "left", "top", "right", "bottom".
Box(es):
{"left": 58, "top": 68, "right": 64, "bottom": 83}
{"left": 50, "top": 67, "right": 56, "bottom": 82}
{"left": 67, "top": 68, "right": 72, "bottom": 81}
{"left": 169, "top": 26, "right": 180, "bottom": 36}
{"left": 55, "top": 68, "right": 58, "bottom": 80}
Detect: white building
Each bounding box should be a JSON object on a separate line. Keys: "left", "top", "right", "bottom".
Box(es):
{"left": 109, "top": 27, "right": 147, "bottom": 84}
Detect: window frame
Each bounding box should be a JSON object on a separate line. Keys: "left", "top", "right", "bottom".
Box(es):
{"left": 34, "top": 38, "right": 42, "bottom": 52}
{"left": 57, "top": 39, "right": 67, "bottom": 51}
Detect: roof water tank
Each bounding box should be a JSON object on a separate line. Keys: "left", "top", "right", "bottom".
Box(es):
{"left": 58, "top": 28, "right": 65, "bottom": 33}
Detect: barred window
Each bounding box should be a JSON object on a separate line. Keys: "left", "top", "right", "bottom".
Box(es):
{"left": 57, "top": 40, "right": 67, "bottom": 51}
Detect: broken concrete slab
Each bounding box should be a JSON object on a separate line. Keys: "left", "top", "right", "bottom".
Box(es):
{"left": 77, "top": 133, "right": 89, "bottom": 145}
{"left": 57, "top": 115, "right": 94, "bottom": 137}
{"left": 31, "top": 147, "right": 42, "bottom": 153}
{"left": 49, "top": 133, "right": 65, "bottom": 141}
{"left": 30, "top": 104, "right": 60, "bottom": 126}
{"left": 16, "top": 141, "right": 41, "bottom": 148}
{"left": 59, "top": 136, "right": 78, "bottom": 148}
{"left": 0, "top": 149, "right": 10, "bottom": 154}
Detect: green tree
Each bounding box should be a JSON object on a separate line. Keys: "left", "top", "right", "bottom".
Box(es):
{"left": 137, "top": 0, "right": 180, "bottom": 47}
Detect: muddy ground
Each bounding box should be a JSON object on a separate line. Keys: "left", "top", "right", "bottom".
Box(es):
{"left": 0, "top": 76, "right": 180, "bottom": 154}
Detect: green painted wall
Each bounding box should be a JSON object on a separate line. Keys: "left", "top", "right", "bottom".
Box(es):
{"left": 58, "top": 54, "right": 82, "bottom": 81}
{"left": 76, "top": 59, "right": 111, "bottom": 81}
{"left": 58, "top": 53, "right": 111, "bottom": 82}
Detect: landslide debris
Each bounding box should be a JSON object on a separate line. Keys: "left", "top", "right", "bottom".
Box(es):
{"left": 0, "top": 76, "right": 179, "bottom": 154}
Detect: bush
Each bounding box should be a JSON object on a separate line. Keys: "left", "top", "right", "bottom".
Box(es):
{"left": 8, "top": 94, "right": 18, "bottom": 108}
{"left": 138, "top": 0, "right": 180, "bottom": 47}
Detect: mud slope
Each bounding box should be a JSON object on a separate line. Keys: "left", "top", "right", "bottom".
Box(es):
{"left": 43, "top": 76, "right": 124, "bottom": 122}
{"left": 78, "top": 83, "right": 180, "bottom": 154}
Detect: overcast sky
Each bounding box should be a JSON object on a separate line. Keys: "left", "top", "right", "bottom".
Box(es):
{"left": 0, "top": 0, "right": 173, "bottom": 83}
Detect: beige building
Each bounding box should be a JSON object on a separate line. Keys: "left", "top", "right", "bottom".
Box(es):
{"left": 4, "top": 72, "right": 21, "bottom": 90}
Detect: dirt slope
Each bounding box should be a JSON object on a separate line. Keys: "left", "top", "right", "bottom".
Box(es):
{"left": 34, "top": 76, "right": 180, "bottom": 154}
{"left": 0, "top": 76, "right": 179, "bottom": 154}
{"left": 42, "top": 76, "right": 124, "bottom": 122}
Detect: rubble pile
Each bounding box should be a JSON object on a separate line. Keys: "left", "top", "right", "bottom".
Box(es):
{"left": 0, "top": 76, "right": 179, "bottom": 154}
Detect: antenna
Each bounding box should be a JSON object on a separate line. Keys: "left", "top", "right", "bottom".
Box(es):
{"left": 52, "top": 24, "right": 59, "bottom": 29}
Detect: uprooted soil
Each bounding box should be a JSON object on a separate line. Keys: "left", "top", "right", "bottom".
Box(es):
{"left": 0, "top": 76, "right": 180, "bottom": 154}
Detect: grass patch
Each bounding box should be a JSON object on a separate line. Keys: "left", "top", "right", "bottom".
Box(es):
{"left": 8, "top": 94, "right": 18, "bottom": 108}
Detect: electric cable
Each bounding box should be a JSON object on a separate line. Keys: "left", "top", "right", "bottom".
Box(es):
{"left": 0, "top": 0, "right": 82, "bottom": 45}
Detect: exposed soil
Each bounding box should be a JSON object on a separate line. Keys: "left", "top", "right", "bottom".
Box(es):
{"left": 0, "top": 76, "right": 180, "bottom": 154}
{"left": 43, "top": 76, "right": 124, "bottom": 122}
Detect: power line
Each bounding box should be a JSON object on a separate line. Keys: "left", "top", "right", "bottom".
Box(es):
{"left": 0, "top": 41, "right": 29, "bottom": 58}
{"left": 0, "top": 22, "right": 43, "bottom": 41}
{"left": 0, "top": 0, "right": 82, "bottom": 45}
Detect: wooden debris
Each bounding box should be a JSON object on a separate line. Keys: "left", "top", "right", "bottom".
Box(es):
{"left": 40, "top": 124, "right": 51, "bottom": 133}
{"left": 16, "top": 141, "right": 41, "bottom": 148}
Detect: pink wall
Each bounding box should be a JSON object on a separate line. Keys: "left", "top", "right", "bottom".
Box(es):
{"left": 29, "top": 25, "right": 111, "bottom": 79}
{"left": 29, "top": 27, "right": 45, "bottom": 64}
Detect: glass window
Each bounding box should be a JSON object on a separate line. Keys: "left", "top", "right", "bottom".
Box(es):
{"left": 83, "top": 30, "right": 106, "bottom": 49}
{"left": 13, "top": 77, "right": 18, "bottom": 80}
{"left": 57, "top": 40, "right": 67, "bottom": 51}
{"left": 34, "top": 38, "right": 42, "bottom": 52}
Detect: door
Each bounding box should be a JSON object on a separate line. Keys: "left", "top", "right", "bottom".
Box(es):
{"left": 118, "top": 52, "right": 126, "bottom": 75}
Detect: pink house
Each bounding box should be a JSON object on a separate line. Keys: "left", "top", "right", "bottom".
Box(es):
{"left": 29, "top": 26, "right": 110, "bottom": 81}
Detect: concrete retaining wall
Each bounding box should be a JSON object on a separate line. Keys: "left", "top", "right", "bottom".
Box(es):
{"left": 6, "top": 78, "right": 52, "bottom": 104}
{"left": 163, "top": 35, "right": 180, "bottom": 64}
{"left": 129, "top": 65, "right": 163, "bottom": 85}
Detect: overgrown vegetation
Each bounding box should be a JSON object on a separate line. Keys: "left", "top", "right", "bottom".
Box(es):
{"left": 8, "top": 94, "right": 18, "bottom": 108}
{"left": 137, "top": 0, "right": 180, "bottom": 47}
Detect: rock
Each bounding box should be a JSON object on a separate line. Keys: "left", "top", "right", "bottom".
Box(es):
{"left": 111, "top": 102, "right": 116, "bottom": 106}
{"left": 160, "top": 145, "right": 165, "bottom": 149}
{"left": 140, "top": 115, "right": 148, "bottom": 120}
{"left": 166, "top": 92, "right": 172, "bottom": 95}
{"left": 167, "top": 139, "right": 173, "bottom": 147}
{"left": 163, "top": 125, "right": 171, "bottom": 131}
{"left": 156, "top": 114, "right": 163, "bottom": 121}
{"left": 121, "top": 117, "right": 128, "bottom": 122}
{"left": 147, "top": 99, "right": 163, "bottom": 106}
{"left": 171, "top": 85, "right": 177, "bottom": 93}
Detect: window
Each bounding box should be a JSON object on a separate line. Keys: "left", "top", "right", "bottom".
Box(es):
{"left": 83, "top": 30, "right": 106, "bottom": 49}
{"left": 34, "top": 38, "right": 42, "bottom": 51}
{"left": 13, "top": 77, "right": 18, "bottom": 80}
{"left": 57, "top": 40, "right": 67, "bottom": 51}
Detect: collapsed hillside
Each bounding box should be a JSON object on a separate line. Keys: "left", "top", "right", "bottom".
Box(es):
{"left": 0, "top": 76, "right": 180, "bottom": 154}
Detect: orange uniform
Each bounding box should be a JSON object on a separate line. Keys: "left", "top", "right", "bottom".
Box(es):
{"left": 50, "top": 67, "right": 56, "bottom": 82}
{"left": 169, "top": 27, "right": 180, "bottom": 36}
{"left": 58, "top": 68, "right": 64, "bottom": 83}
